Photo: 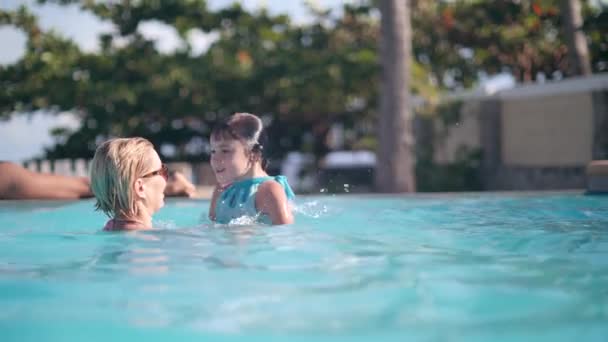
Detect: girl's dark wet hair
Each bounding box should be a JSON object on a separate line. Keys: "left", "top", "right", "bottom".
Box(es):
{"left": 211, "top": 113, "right": 269, "bottom": 170}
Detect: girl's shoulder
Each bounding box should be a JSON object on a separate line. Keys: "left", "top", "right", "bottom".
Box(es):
{"left": 258, "top": 175, "right": 295, "bottom": 200}
{"left": 257, "top": 179, "right": 286, "bottom": 197}
{"left": 255, "top": 176, "right": 295, "bottom": 225}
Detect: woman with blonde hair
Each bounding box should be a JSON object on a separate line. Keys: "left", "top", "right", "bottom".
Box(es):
{"left": 90, "top": 137, "right": 169, "bottom": 231}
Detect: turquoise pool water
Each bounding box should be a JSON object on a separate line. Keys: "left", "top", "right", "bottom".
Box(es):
{"left": 0, "top": 193, "right": 607, "bottom": 341}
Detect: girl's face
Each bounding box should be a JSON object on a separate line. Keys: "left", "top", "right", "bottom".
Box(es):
{"left": 210, "top": 137, "right": 251, "bottom": 186}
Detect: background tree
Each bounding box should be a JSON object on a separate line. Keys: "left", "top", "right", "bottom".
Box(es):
{"left": 0, "top": 1, "right": 383, "bottom": 163}
{"left": 411, "top": 0, "right": 605, "bottom": 86}
{"left": 560, "top": 0, "right": 592, "bottom": 76}
{"left": 376, "top": 0, "right": 416, "bottom": 192}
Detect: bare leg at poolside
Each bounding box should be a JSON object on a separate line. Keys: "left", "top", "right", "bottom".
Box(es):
{"left": 0, "top": 162, "right": 92, "bottom": 200}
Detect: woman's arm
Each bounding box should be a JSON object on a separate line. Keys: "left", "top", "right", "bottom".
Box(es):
{"left": 256, "top": 180, "right": 294, "bottom": 225}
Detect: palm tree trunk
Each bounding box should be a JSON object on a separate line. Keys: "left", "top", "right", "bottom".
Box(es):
{"left": 376, "top": 0, "right": 416, "bottom": 192}
{"left": 561, "top": 0, "right": 592, "bottom": 76}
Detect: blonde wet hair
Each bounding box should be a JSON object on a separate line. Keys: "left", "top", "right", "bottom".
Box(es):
{"left": 90, "top": 137, "right": 155, "bottom": 218}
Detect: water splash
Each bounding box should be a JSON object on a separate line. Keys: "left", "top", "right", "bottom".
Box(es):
{"left": 154, "top": 220, "right": 177, "bottom": 230}
{"left": 293, "top": 200, "right": 330, "bottom": 219}
{"left": 205, "top": 201, "right": 332, "bottom": 224}
{"left": 228, "top": 215, "right": 260, "bottom": 225}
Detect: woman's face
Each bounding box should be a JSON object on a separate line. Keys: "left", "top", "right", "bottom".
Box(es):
{"left": 138, "top": 149, "right": 167, "bottom": 214}
{"left": 210, "top": 137, "right": 251, "bottom": 187}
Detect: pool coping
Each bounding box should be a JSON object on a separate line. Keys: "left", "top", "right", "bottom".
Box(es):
{"left": 1, "top": 188, "right": 601, "bottom": 205}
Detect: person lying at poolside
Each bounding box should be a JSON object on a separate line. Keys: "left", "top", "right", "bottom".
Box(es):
{"left": 89, "top": 137, "right": 173, "bottom": 231}
{"left": 0, "top": 160, "right": 197, "bottom": 200}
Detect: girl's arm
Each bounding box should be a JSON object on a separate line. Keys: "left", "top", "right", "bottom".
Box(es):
{"left": 208, "top": 185, "right": 221, "bottom": 221}
{"left": 256, "top": 180, "right": 294, "bottom": 225}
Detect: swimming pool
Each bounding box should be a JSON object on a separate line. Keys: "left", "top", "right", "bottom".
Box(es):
{"left": 1, "top": 193, "right": 607, "bottom": 341}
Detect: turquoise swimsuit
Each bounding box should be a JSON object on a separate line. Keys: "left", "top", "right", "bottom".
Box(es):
{"left": 214, "top": 175, "right": 295, "bottom": 224}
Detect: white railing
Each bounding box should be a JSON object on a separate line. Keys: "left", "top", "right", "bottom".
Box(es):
{"left": 24, "top": 159, "right": 90, "bottom": 177}
{"left": 22, "top": 159, "right": 213, "bottom": 185}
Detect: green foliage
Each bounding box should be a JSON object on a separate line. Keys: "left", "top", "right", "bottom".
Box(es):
{"left": 414, "top": 100, "right": 482, "bottom": 192}
{"left": 1, "top": 2, "right": 384, "bottom": 160}
{"left": 416, "top": 145, "right": 483, "bottom": 192}
{"left": 412, "top": 0, "right": 606, "bottom": 87}
{"left": 583, "top": 2, "right": 608, "bottom": 73}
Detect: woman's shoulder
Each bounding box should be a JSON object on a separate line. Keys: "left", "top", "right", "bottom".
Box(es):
{"left": 103, "top": 218, "right": 149, "bottom": 231}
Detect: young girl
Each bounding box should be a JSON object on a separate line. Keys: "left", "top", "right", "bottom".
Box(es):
{"left": 208, "top": 113, "right": 295, "bottom": 225}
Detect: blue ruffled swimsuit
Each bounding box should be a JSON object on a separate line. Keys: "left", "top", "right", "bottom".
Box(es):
{"left": 214, "top": 175, "right": 295, "bottom": 224}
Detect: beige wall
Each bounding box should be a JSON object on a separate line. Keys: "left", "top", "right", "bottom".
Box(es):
{"left": 501, "top": 93, "right": 593, "bottom": 167}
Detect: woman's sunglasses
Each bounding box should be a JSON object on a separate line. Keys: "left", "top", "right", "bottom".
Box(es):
{"left": 142, "top": 164, "right": 169, "bottom": 181}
